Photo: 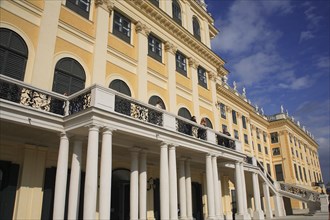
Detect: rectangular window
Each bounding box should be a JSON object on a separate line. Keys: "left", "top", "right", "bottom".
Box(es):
{"left": 275, "top": 164, "right": 284, "bottom": 181}
{"left": 113, "top": 11, "right": 131, "bottom": 43}
{"left": 290, "top": 134, "right": 292, "bottom": 143}
{"left": 263, "top": 132, "right": 267, "bottom": 142}
{"left": 300, "top": 153, "right": 303, "bottom": 159}
{"left": 66, "top": 0, "right": 90, "bottom": 19}
{"left": 291, "top": 147, "right": 294, "bottom": 155}
{"left": 272, "top": 147, "right": 280, "bottom": 156}
{"left": 264, "top": 146, "right": 268, "bottom": 155}
{"left": 175, "top": 51, "right": 186, "bottom": 76}
{"left": 197, "top": 66, "right": 207, "bottom": 88}
{"left": 222, "top": 124, "right": 228, "bottom": 133}
{"left": 234, "top": 130, "right": 239, "bottom": 139}
{"left": 296, "top": 150, "right": 299, "bottom": 158}
{"left": 308, "top": 170, "right": 311, "bottom": 182}
{"left": 148, "top": 34, "right": 162, "bottom": 62}
{"left": 267, "top": 163, "right": 271, "bottom": 176}
{"left": 232, "top": 110, "right": 237, "bottom": 124}
{"left": 298, "top": 166, "right": 303, "bottom": 181}
{"left": 244, "top": 134, "right": 248, "bottom": 144}
{"left": 258, "top": 144, "right": 261, "bottom": 152}
{"left": 303, "top": 168, "right": 307, "bottom": 182}
{"left": 220, "top": 103, "right": 226, "bottom": 119}
{"left": 242, "top": 116, "right": 247, "bottom": 129}
{"left": 252, "top": 141, "right": 254, "bottom": 149}
{"left": 150, "top": 0, "right": 159, "bottom": 7}
{"left": 270, "top": 132, "right": 278, "bottom": 143}
{"left": 294, "top": 164, "right": 299, "bottom": 180}
{"left": 256, "top": 128, "right": 260, "bottom": 139}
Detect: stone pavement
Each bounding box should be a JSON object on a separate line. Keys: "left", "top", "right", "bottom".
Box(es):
{"left": 273, "top": 212, "right": 329, "bottom": 220}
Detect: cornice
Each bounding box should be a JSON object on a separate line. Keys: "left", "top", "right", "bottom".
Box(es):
{"left": 125, "top": 0, "right": 225, "bottom": 69}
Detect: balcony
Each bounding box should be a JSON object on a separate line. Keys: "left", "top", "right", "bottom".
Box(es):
{"left": 0, "top": 75, "right": 241, "bottom": 152}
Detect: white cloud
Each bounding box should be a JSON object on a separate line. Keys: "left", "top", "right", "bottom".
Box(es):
{"left": 278, "top": 75, "right": 311, "bottom": 90}
{"left": 211, "top": 0, "right": 289, "bottom": 55}
{"left": 299, "top": 2, "right": 323, "bottom": 43}
{"left": 299, "top": 30, "right": 315, "bottom": 42}
{"left": 316, "top": 56, "right": 330, "bottom": 69}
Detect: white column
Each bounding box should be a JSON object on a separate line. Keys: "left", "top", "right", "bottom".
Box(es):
{"left": 139, "top": 150, "right": 147, "bottom": 220}
{"left": 262, "top": 183, "right": 273, "bottom": 219}
{"left": 252, "top": 173, "right": 264, "bottom": 220}
{"left": 240, "top": 164, "right": 248, "bottom": 215}
{"left": 189, "top": 58, "right": 200, "bottom": 117}
{"left": 135, "top": 22, "right": 150, "bottom": 102}
{"left": 237, "top": 113, "right": 245, "bottom": 147}
{"left": 185, "top": 159, "right": 193, "bottom": 219}
{"left": 83, "top": 125, "right": 99, "bottom": 220}
{"left": 165, "top": 42, "right": 177, "bottom": 113}
{"left": 91, "top": 1, "right": 112, "bottom": 84}
{"left": 179, "top": 159, "right": 187, "bottom": 219}
{"left": 68, "top": 139, "right": 83, "bottom": 220}
{"left": 169, "top": 146, "right": 179, "bottom": 220}
{"left": 235, "top": 162, "right": 244, "bottom": 217}
{"left": 130, "top": 148, "right": 139, "bottom": 220}
{"left": 31, "top": 0, "right": 61, "bottom": 88}
{"left": 99, "top": 128, "right": 113, "bottom": 220}
{"left": 206, "top": 155, "right": 215, "bottom": 219}
{"left": 273, "top": 194, "right": 284, "bottom": 217}
{"left": 53, "top": 133, "right": 69, "bottom": 220}
{"left": 246, "top": 118, "right": 254, "bottom": 154}
{"left": 212, "top": 156, "right": 224, "bottom": 219}
{"left": 160, "top": 143, "right": 170, "bottom": 219}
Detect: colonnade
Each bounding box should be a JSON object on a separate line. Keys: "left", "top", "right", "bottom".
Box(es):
{"left": 52, "top": 127, "right": 284, "bottom": 220}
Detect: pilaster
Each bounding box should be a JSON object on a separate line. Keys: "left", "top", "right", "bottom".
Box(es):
{"left": 165, "top": 41, "right": 177, "bottom": 113}
{"left": 189, "top": 57, "right": 200, "bottom": 118}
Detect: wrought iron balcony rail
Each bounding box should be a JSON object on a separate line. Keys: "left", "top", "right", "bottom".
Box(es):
{"left": 0, "top": 75, "right": 240, "bottom": 152}
{"left": 0, "top": 75, "right": 67, "bottom": 115}
{"left": 279, "top": 182, "right": 320, "bottom": 202}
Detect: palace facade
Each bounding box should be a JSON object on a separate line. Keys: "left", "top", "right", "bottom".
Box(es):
{"left": 0, "top": 0, "right": 326, "bottom": 219}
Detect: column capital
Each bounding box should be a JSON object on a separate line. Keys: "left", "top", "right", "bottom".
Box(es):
{"left": 102, "top": 126, "right": 116, "bottom": 134}
{"left": 188, "top": 57, "right": 199, "bottom": 69}
{"left": 135, "top": 21, "right": 151, "bottom": 36}
{"left": 207, "top": 71, "right": 217, "bottom": 82}
{"left": 237, "top": 112, "right": 242, "bottom": 118}
{"left": 95, "top": 0, "right": 115, "bottom": 13}
{"left": 225, "top": 105, "right": 232, "bottom": 113}
{"left": 164, "top": 41, "right": 177, "bottom": 55}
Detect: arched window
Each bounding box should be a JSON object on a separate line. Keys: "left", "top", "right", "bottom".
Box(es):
{"left": 178, "top": 107, "right": 191, "bottom": 119}
{"left": 204, "top": 117, "right": 213, "bottom": 129}
{"left": 52, "top": 58, "right": 86, "bottom": 95}
{"left": 172, "top": 0, "right": 182, "bottom": 25}
{"left": 148, "top": 95, "right": 166, "bottom": 110}
{"left": 0, "top": 28, "right": 28, "bottom": 81}
{"left": 109, "top": 79, "right": 131, "bottom": 97}
{"left": 192, "top": 17, "right": 201, "bottom": 41}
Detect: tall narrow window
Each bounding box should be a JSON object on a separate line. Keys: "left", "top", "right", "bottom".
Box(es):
{"left": 192, "top": 16, "right": 201, "bottom": 41}
{"left": 232, "top": 110, "right": 237, "bottom": 124}
{"left": 275, "top": 164, "right": 284, "bottom": 181}
{"left": 270, "top": 132, "right": 278, "bottom": 143}
{"left": 176, "top": 51, "right": 187, "bottom": 76}
{"left": 234, "top": 130, "right": 239, "bottom": 139}
{"left": 172, "top": 0, "right": 182, "bottom": 25}
{"left": 148, "top": 34, "right": 162, "bottom": 62}
{"left": 220, "top": 103, "right": 226, "bottom": 119}
{"left": 242, "top": 115, "right": 247, "bottom": 129}
{"left": 267, "top": 163, "right": 271, "bottom": 176}
{"left": 66, "top": 0, "right": 90, "bottom": 19}
{"left": 197, "top": 66, "right": 207, "bottom": 88}
{"left": 52, "top": 58, "right": 85, "bottom": 95}
{"left": 294, "top": 164, "right": 299, "bottom": 180}
{"left": 244, "top": 134, "right": 248, "bottom": 144}
{"left": 0, "top": 28, "right": 28, "bottom": 81}
{"left": 264, "top": 146, "right": 268, "bottom": 155}
{"left": 113, "top": 11, "right": 131, "bottom": 43}
{"left": 258, "top": 144, "right": 261, "bottom": 152}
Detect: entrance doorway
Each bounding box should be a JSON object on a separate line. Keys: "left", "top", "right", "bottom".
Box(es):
{"left": 111, "top": 169, "right": 130, "bottom": 220}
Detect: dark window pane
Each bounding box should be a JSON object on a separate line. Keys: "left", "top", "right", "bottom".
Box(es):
{"left": 178, "top": 107, "right": 191, "bottom": 119}
{"left": 66, "top": 0, "right": 90, "bottom": 19}
{"left": 109, "top": 79, "right": 131, "bottom": 97}
{"left": 192, "top": 17, "right": 201, "bottom": 41}
{"left": 197, "top": 66, "right": 207, "bottom": 88}
{"left": 172, "top": 0, "right": 182, "bottom": 25}
{"left": 113, "top": 11, "right": 131, "bottom": 43}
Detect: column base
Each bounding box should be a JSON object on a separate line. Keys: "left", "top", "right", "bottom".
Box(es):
{"left": 253, "top": 210, "right": 264, "bottom": 220}
{"left": 216, "top": 214, "right": 225, "bottom": 220}
{"left": 235, "top": 213, "right": 251, "bottom": 220}
{"left": 224, "top": 212, "right": 233, "bottom": 220}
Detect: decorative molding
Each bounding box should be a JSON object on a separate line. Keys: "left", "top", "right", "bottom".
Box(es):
{"left": 164, "top": 41, "right": 177, "bottom": 54}
{"left": 135, "top": 21, "right": 151, "bottom": 36}
{"left": 225, "top": 105, "right": 232, "bottom": 113}
{"left": 207, "top": 71, "right": 216, "bottom": 82}
{"left": 188, "top": 57, "right": 199, "bottom": 69}
{"left": 126, "top": 0, "right": 225, "bottom": 67}
{"left": 95, "top": 0, "right": 115, "bottom": 13}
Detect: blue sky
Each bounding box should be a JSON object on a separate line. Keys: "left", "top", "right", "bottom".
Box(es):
{"left": 206, "top": 0, "right": 330, "bottom": 184}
